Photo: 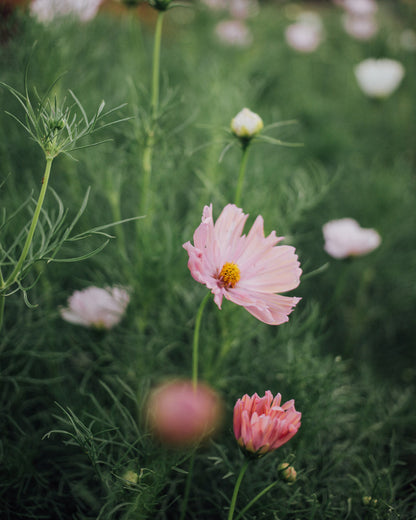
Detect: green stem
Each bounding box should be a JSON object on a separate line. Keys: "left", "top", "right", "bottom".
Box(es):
{"left": 151, "top": 11, "right": 164, "bottom": 120}
{"left": 192, "top": 292, "right": 211, "bottom": 390}
{"left": 5, "top": 157, "right": 53, "bottom": 288}
{"left": 179, "top": 450, "right": 196, "bottom": 520}
{"left": 0, "top": 269, "right": 5, "bottom": 333}
{"left": 228, "top": 459, "right": 250, "bottom": 520}
{"left": 140, "top": 11, "right": 165, "bottom": 217}
{"left": 234, "top": 481, "right": 278, "bottom": 520}
{"left": 234, "top": 144, "right": 250, "bottom": 208}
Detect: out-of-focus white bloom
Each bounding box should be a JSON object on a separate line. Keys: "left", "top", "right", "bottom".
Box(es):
{"left": 229, "top": 0, "right": 258, "bottom": 20}
{"left": 215, "top": 19, "right": 253, "bottom": 47}
{"left": 60, "top": 286, "right": 130, "bottom": 329}
{"left": 31, "top": 0, "right": 102, "bottom": 23}
{"left": 231, "top": 108, "right": 263, "bottom": 138}
{"left": 200, "top": 0, "right": 227, "bottom": 11}
{"left": 285, "top": 12, "right": 323, "bottom": 53}
{"left": 343, "top": 13, "right": 378, "bottom": 40}
{"left": 340, "top": 0, "right": 378, "bottom": 17}
{"left": 400, "top": 29, "right": 416, "bottom": 52}
{"left": 323, "top": 218, "right": 381, "bottom": 259}
{"left": 354, "top": 58, "right": 405, "bottom": 98}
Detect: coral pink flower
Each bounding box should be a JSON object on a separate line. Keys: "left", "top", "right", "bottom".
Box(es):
{"left": 146, "top": 380, "right": 223, "bottom": 446}
{"left": 183, "top": 204, "right": 301, "bottom": 325}
{"left": 323, "top": 218, "right": 381, "bottom": 259}
{"left": 60, "top": 286, "right": 130, "bottom": 329}
{"left": 233, "top": 391, "right": 301, "bottom": 456}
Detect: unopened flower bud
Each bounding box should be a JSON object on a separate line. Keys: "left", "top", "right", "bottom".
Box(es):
{"left": 149, "top": 0, "right": 172, "bottom": 11}
{"left": 231, "top": 108, "right": 263, "bottom": 139}
{"left": 146, "top": 379, "right": 223, "bottom": 447}
{"left": 362, "top": 496, "right": 378, "bottom": 506}
{"left": 122, "top": 470, "right": 138, "bottom": 485}
{"left": 278, "top": 462, "right": 297, "bottom": 483}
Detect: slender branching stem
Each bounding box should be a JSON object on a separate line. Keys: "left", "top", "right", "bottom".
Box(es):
{"left": 234, "top": 144, "right": 250, "bottom": 208}
{"left": 5, "top": 157, "right": 53, "bottom": 288}
{"left": 192, "top": 292, "right": 211, "bottom": 390}
{"left": 227, "top": 459, "right": 250, "bottom": 520}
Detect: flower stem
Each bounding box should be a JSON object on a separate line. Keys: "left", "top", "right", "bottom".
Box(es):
{"left": 151, "top": 11, "right": 164, "bottom": 121}
{"left": 234, "top": 144, "right": 250, "bottom": 208}
{"left": 141, "top": 10, "right": 165, "bottom": 216}
{"left": 192, "top": 291, "right": 211, "bottom": 390}
{"left": 234, "top": 481, "right": 278, "bottom": 520}
{"left": 227, "top": 459, "right": 250, "bottom": 520}
{"left": 179, "top": 450, "right": 196, "bottom": 520}
{"left": 0, "top": 269, "right": 5, "bottom": 333}
{"left": 5, "top": 157, "right": 53, "bottom": 288}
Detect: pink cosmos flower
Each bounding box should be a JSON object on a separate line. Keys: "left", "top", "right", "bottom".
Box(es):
{"left": 183, "top": 204, "right": 301, "bottom": 325}
{"left": 60, "top": 286, "right": 130, "bottom": 329}
{"left": 233, "top": 391, "right": 301, "bottom": 456}
{"left": 323, "top": 218, "right": 381, "bottom": 259}
{"left": 146, "top": 379, "right": 223, "bottom": 446}
{"left": 30, "top": 0, "right": 102, "bottom": 23}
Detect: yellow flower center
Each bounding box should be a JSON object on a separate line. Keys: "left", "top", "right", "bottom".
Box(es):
{"left": 219, "top": 262, "right": 240, "bottom": 288}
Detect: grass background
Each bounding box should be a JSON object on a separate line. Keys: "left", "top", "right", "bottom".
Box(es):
{"left": 1, "top": 1, "right": 415, "bottom": 518}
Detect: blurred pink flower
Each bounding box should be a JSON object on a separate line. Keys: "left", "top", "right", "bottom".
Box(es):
{"left": 30, "top": 0, "right": 102, "bottom": 23}
{"left": 183, "top": 204, "right": 301, "bottom": 325}
{"left": 60, "top": 286, "right": 130, "bottom": 329}
{"left": 343, "top": 13, "right": 378, "bottom": 40}
{"left": 215, "top": 20, "right": 253, "bottom": 47}
{"left": 233, "top": 391, "right": 301, "bottom": 456}
{"left": 323, "top": 218, "right": 381, "bottom": 259}
{"left": 285, "top": 13, "right": 323, "bottom": 53}
{"left": 146, "top": 379, "right": 223, "bottom": 446}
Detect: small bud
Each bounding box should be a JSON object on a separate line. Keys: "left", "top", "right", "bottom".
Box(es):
{"left": 122, "top": 470, "right": 138, "bottom": 485}
{"left": 278, "top": 462, "right": 297, "bottom": 484}
{"left": 362, "top": 496, "right": 378, "bottom": 506}
{"left": 148, "top": 0, "right": 172, "bottom": 11}
{"left": 231, "top": 108, "right": 263, "bottom": 139}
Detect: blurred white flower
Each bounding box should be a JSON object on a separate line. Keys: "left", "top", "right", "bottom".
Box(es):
{"left": 231, "top": 108, "right": 263, "bottom": 138}
{"left": 215, "top": 19, "right": 253, "bottom": 47}
{"left": 30, "top": 0, "right": 102, "bottom": 23}
{"left": 400, "top": 29, "right": 416, "bottom": 52}
{"left": 285, "top": 12, "right": 323, "bottom": 53}
{"left": 200, "top": 0, "right": 227, "bottom": 11}
{"left": 323, "top": 218, "right": 381, "bottom": 259}
{"left": 60, "top": 286, "right": 130, "bottom": 330}
{"left": 343, "top": 13, "right": 378, "bottom": 40}
{"left": 229, "top": 0, "right": 258, "bottom": 20}
{"left": 354, "top": 58, "right": 405, "bottom": 98}
{"left": 339, "top": 0, "right": 378, "bottom": 17}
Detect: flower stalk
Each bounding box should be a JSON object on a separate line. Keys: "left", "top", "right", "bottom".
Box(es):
{"left": 227, "top": 459, "right": 250, "bottom": 520}
{"left": 192, "top": 291, "right": 211, "bottom": 389}
{"left": 234, "top": 143, "right": 250, "bottom": 207}
{"left": 4, "top": 157, "right": 53, "bottom": 289}
{"left": 141, "top": 10, "right": 165, "bottom": 216}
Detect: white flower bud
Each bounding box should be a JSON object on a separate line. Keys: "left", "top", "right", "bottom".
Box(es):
{"left": 231, "top": 108, "right": 263, "bottom": 139}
